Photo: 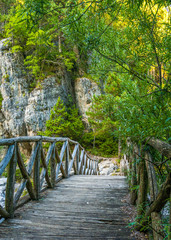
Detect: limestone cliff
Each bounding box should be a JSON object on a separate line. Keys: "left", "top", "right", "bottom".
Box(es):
{"left": 0, "top": 39, "right": 100, "bottom": 137}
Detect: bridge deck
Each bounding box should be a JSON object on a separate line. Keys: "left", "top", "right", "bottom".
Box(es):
{"left": 0, "top": 176, "right": 135, "bottom": 240}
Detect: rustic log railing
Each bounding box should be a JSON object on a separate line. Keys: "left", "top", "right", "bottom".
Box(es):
{"left": 0, "top": 136, "right": 99, "bottom": 219}
{"left": 121, "top": 138, "right": 171, "bottom": 240}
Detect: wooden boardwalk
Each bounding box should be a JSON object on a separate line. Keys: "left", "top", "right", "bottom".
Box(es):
{"left": 0, "top": 175, "right": 135, "bottom": 240}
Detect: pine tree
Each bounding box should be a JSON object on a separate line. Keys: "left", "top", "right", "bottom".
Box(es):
{"left": 41, "top": 97, "right": 84, "bottom": 141}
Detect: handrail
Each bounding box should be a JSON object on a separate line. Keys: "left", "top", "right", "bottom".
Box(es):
{"left": 0, "top": 136, "right": 100, "bottom": 219}
{"left": 122, "top": 139, "right": 171, "bottom": 239}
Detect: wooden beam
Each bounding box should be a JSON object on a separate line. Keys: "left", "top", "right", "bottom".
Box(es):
{"left": 14, "top": 145, "right": 36, "bottom": 204}
{"left": 5, "top": 143, "right": 17, "bottom": 218}
{"left": 78, "top": 150, "right": 84, "bottom": 173}
{"left": 147, "top": 138, "right": 171, "bottom": 158}
{"left": 0, "top": 206, "right": 10, "bottom": 218}
{"left": 76, "top": 145, "right": 80, "bottom": 175}
{"left": 51, "top": 144, "right": 56, "bottom": 188}
{"left": 68, "top": 144, "right": 78, "bottom": 174}
{"left": 65, "top": 141, "right": 69, "bottom": 177}
{"left": 136, "top": 172, "right": 171, "bottom": 231}
{"left": 55, "top": 147, "right": 66, "bottom": 178}
{"left": 0, "top": 145, "right": 14, "bottom": 176}
{"left": 33, "top": 141, "right": 41, "bottom": 200}
{"left": 40, "top": 147, "right": 52, "bottom": 189}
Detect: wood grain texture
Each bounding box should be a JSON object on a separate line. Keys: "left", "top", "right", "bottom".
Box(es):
{"left": 0, "top": 176, "right": 135, "bottom": 240}
{"left": 5, "top": 143, "right": 17, "bottom": 218}
{"left": 0, "top": 145, "right": 14, "bottom": 176}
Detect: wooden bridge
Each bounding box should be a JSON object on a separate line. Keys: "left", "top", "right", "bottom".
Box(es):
{"left": 0, "top": 136, "right": 134, "bottom": 239}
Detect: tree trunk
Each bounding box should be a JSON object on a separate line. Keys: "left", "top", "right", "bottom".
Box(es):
{"left": 147, "top": 138, "right": 171, "bottom": 158}
{"left": 145, "top": 152, "right": 164, "bottom": 240}
{"left": 130, "top": 154, "right": 138, "bottom": 205}
{"left": 151, "top": 212, "right": 165, "bottom": 240}
{"left": 118, "top": 137, "right": 121, "bottom": 159}
{"left": 58, "top": 29, "right": 62, "bottom": 53}
{"left": 136, "top": 172, "right": 171, "bottom": 231}
{"left": 137, "top": 160, "right": 147, "bottom": 217}
{"left": 145, "top": 152, "right": 158, "bottom": 201}
{"left": 146, "top": 172, "right": 171, "bottom": 214}
{"left": 169, "top": 190, "right": 171, "bottom": 240}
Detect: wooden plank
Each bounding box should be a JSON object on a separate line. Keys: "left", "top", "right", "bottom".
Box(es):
{"left": 0, "top": 206, "right": 10, "bottom": 218}
{"left": 5, "top": 143, "right": 17, "bottom": 218}
{"left": 78, "top": 149, "right": 84, "bottom": 173}
{"left": 42, "top": 137, "right": 67, "bottom": 142}
{"left": 95, "top": 162, "right": 98, "bottom": 175}
{"left": 27, "top": 142, "right": 39, "bottom": 174}
{"left": 65, "top": 141, "right": 69, "bottom": 177}
{"left": 68, "top": 144, "right": 78, "bottom": 174}
{"left": 33, "top": 141, "right": 41, "bottom": 200}
{"left": 40, "top": 147, "right": 52, "bottom": 188}
{"left": 51, "top": 144, "right": 56, "bottom": 188}
{"left": 40, "top": 142, "right": 55, "bottom": 189}
{"left": 147, "top": 137, "right": 171, "bottom": 158}
{"left": 85, "top": 168, "right": 88, "bottom": 175}
{"left": 14, "top": 180, "right": 28, "bottom": 205}
{"left": 55, "top": 147, "right": 66, "bottom": 178}
{"left": 0, "top": 145, "right": 14, "bottom": 176}
{"left": 83, "top": 154, "right": 87, "bottom": 175}
{"left": 68, "top": 139, "right": 78, "bottom": 145}
{"left": 55, "top": 141, "right": 67, "bottom": 178}
{"left": 59, "top": 141, "right": 67, "bottom": 161}
{"left": 0, "top": 175, "right": 134, "bottom": 239}
{"left": 0, "top": 136, "right": 68, "bottom": 145}
{"left": 0, "top": 136, "right": 41, "bottom": 145}
{"left": 81, "top": 166, "right": 85, "bottom": 175}
{"left": 76, "top": 144, "right": 79, "bottom": 174}
{"left": 87, "top": 158, "right": 90, "bottom": 171}
{"left": 14, "top": 146, "right": 36, "bottom": 204}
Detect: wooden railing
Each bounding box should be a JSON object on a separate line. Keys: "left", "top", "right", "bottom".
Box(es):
{"left": 122, "top": 138, "right": 171, "bottom": 240}
{"left": 0, "top": 136, "right": 99, "bottom": 219}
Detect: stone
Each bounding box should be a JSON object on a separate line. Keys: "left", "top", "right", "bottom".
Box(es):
{"left": 97, "top": 157, "right": 120, "bottom": 176}
{"left": 0, "top": 39, "right": 100, "bottom": 138}
{"left": 120, "top": 154, "right": 129, "bottom": 176}
{"left": 0, "top": 38, "right": 11, "bottom": 52}
{"left": 0, "top": 177, "right": 6, "bottom": 208}
{"left": 75, "top": 78, "right": 101, "bottom": 126}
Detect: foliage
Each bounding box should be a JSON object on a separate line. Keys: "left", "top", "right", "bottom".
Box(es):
{"left": 4, "top": 1, "right": 77, "bottom": 81}
{"left": 39, "top": 96, "right": 117, "bottom": 156}
{"left": 1, "top": 0, "right": 169, "bottom": 153}
{"left": 1, "top": 1, "right": 170, "bottom": 238}
{"left": 82, "top": 131, "right": 118, "bottom": 157}
{"left": 39, "top": 97, "right": 84, "bottom": 142}
{"left": 0, "top": 92, "right": 3, "bottom": 109}
{"left": 69, "top": 0, "right": 171, "bottom": 144}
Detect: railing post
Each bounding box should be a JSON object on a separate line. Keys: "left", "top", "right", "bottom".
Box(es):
{"left": 76, "top": 144, "right": 79, "bottom": 175}
{"left": 5, "top": 142, "right": 17, "bottom": 218}
{"left": 92, "top": 161, "right": 95, "bottom": 173}
{"left": 65, "top": 140, "right": 69, "bottom": 177}
{"left": 51, "top": 143, "right": 56, "bottom": 188}
{"left": 82, "top": 153, "right": 86, "bottom": 175}
{"left": 90, "top": 160, "right": 92, "bottom": 175}
{"left": 33, "top": 141, "right": 41, "bottom": 200}
{"left": 94, "top": 162, "right": 97, "bottom": 175}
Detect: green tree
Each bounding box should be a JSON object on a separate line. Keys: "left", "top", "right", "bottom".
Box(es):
{"left": 40, "top": 97, "right": 84, "bottom": 142}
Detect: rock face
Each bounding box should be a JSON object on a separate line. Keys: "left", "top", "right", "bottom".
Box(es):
{"left": 90, "top": 155, "right": 120, "bottom": 175}
{"left": 98, "top": 158, "right": 119, "bottom": 175}
{"left": 0, "top": 39, "right": 100, "bottom": 137}
{"left": 75, "top": 78, "right": 100, "bottom": 126}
